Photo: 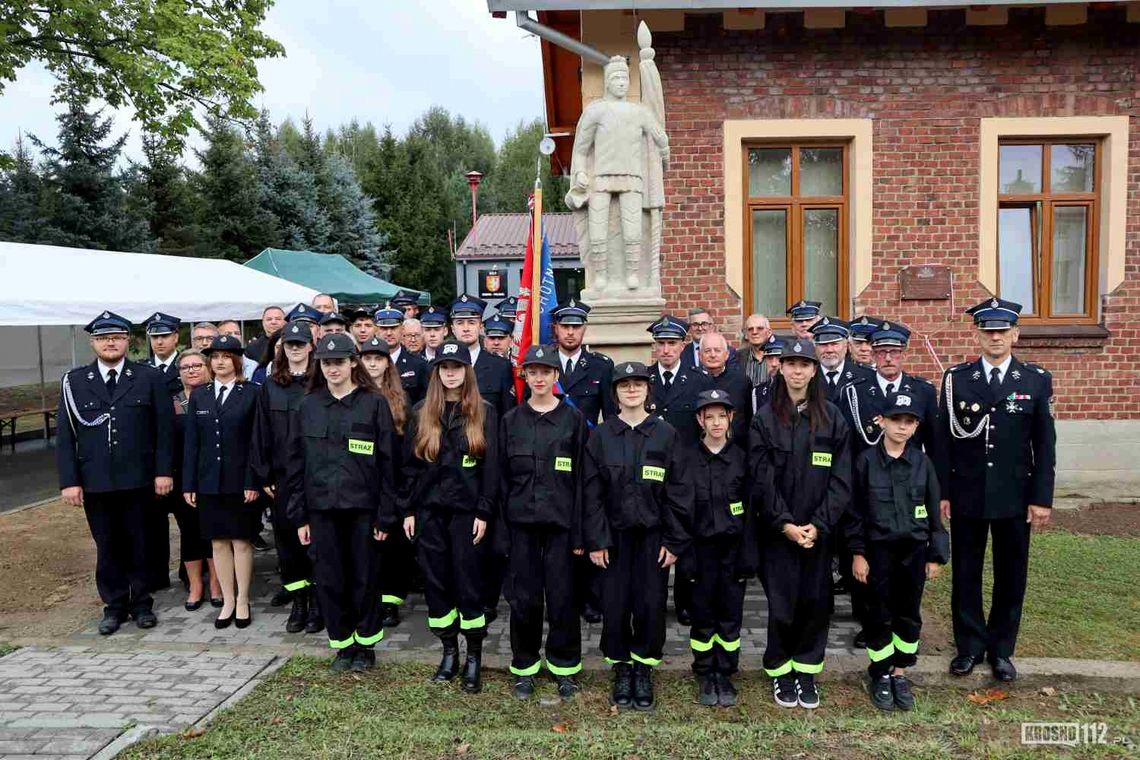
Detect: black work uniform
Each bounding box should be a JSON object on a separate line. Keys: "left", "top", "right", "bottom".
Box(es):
{"left": 472, "top": 347, "right": 516, "bottom": 611}
{"left": 498, "top": 400, "right": 588, "bottom": 679}
{"left": 706, "top": 365, "right": 754, "bottom": 449}
{"left": 685, "top": 439, "right": 757, "bottom": 676}
{"left": 251, "top": 374, "right": 312, "bottom": 593}
{"left": 750, "top": 401, "right": 852, "bottom": 678}
{"left": 933, "top": 357, "right": 1055, "bottom": 661}
{"left": 144, "top": 354, "right": 182, "bottom": 590}
{"left": 582, "top": 415, "right": 693, "bottom": 668}
{"left": 286, "top": 386, "right": 397, "bottom": 651}
{"left": 401, "top": 400, "right": 500, "bottom": 642}
{"left": 377, "top": 423, "right": 411, "bottom": 610}
{"left": 847, "top": 441, "right": 948, "bottom": 678}
{"left": 57, "top": 361, "right": 174, "bottom": 619}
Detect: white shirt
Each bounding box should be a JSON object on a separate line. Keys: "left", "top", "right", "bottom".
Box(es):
{"left": 823, "top": 360, "right": 846, "bottom": 384}
{"left": 153, "top": 352, "right": 178, "bottom": 373}
{"left": 97, "top": 358, "right": 125, "bottom": 383}
{"left": 980, "top": 355, "right": 1013, "bottom": 385}
{"left": 877, "top": 372, "right": 902, "bottom": 396}
{"left": 424, "top": 347, "right": 436, "bottom": 361}
{"left": 390, "top": 346, "right": 403, "bottom": 364}
{"left": 657, "top": 361, "right": 680, "bottom": 383}
{"left": 213, "top": 379, "right": 235, "bottom": 402}
{"left": 558, "top": 348, "right": 583, "bottom": 374}
{"left": 241, "top": 355, "right": 258, "bottom": 381}
{"left": 468, "top": 344, "right": 481, "bottom": 365}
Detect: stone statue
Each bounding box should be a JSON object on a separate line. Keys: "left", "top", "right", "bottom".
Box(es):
{"left": 566, "top": 22, "right": 669, "bottom": 300}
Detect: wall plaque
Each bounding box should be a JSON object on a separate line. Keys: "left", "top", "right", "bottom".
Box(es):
{"left": 899, "top": 265, "right": 951, "bottom": 300}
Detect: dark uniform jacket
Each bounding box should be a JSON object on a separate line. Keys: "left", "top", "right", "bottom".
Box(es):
{"left": 285, "top": 386, "right": 397, "bottom": 530}
{"left": 250, "top": 375, "right": 307, "bottom": 488}
{"left": 749, "top": 401, "right": 852, "bottom": 538}
{"left": 837, "top": 370, "right": 938, "bottom": 459}
{"left": 498, "top": 400, "right": 588, "bottom": 536}
{"left": 706, "top": 365, "right": 753, "bottom": 448}
{"left": 183, "top": 381, "right": 258, "bottom": 495}
{"left": 685, "top": 439, "right": 758, "bottom": 575}
{"left": 846, "top": 441, "right": 948, "bottom": 563}
{"left": 581, "top": 415, "right": 693, "bottom": 557}
{"left": 392, "top": 348, "right": 428, "bottom": 405}
{"left": 57, "top": 360, "right": 174, "bottom": 493}
{"left": 472, "top": 349, "right": 516, "bottom": 417}
{"left": 933, "top": 356, "right": 1056, "bottom": 520}
{"left": 822, "top": 361, "right": 874, "bottom": 405}
{"left": 752, "top": 378, "right": 774, "bottom": 414}
{"left": 557, "top": 348, "right": 614, "bottom": 425}
{"left": 149, "top": 354, "right": 183, "bottom": 396}
{"left": 400, "top": 400, "right": 501, "bottom": 519}
{"left": 648, "top": 362, "right": 713, "bottom": 443}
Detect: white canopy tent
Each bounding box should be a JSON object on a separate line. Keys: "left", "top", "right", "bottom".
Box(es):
{"left": 0, "top": 243, "right": 321, "bottom": 388}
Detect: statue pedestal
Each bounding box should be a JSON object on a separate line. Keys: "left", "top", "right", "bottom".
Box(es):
{"left": 581, "top": 299, "right": 665, "bottom": 364}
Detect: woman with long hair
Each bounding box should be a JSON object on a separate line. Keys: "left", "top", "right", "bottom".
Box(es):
{"left": 749, "top": 339, "right": 851, "bottom": 710}
{"left": 286, "top": 333, "right": 397, "bottom": 673}
{"left": 183, "top": 335, "right": 260, "bottom": 630}
{"left": 251, "top": 321, "right": 322, "bottom": 635}
{"left": 400, "top": 340, "right": 499, "bottom": 694}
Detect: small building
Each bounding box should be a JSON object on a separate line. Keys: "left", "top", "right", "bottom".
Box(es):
{"left": 454, "top": 212, "right": 585, "bottom": 309}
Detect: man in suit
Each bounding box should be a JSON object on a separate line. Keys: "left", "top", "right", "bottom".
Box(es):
{"left": 57, "top": 311, "right": 175, "bottom": 634}
{"left": 244, "top": 305, "right": 286, "bottom": 366}
{"left": 681, "top": 307, "right": 736, "bottom": 370}
{"left": 935, "top": 297, "right": 1055, "bottom": 683}
{"left": 374, "top": 305, "right": 428, "bottom": 405}
{"left": 552, "top": 299, "right": 613, "bottom": 427}
{"left": 449, "top": 294, "right": 515, "bottom": 418}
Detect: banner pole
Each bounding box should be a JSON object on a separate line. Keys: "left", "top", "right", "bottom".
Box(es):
{"left": 531, "top": 178, "right": 543, "bottom": 345}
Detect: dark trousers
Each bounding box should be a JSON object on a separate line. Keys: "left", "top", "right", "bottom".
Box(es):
{"left": 689, "top": 537, "right": 746, "bottom": 676}
{"left": 600, "top": 528, "right": 669, "bottom": 667}
{"left": 144, "top": 495, "right": 171, "bottom": 592}
{"left": 379, "top": 528, "right": 414, "bottom": 606}
{"left": 836, "top": 544, "right": 870, "bottom": 627}
{"left": 863, "top": 539, "right": 927, "bottom": 678}
{"left": 310, "top": 509, "right": 383, "bottom": 650}
{"left": 760, "top": 537, "right": 832, "bottom": 677}
{"left": 84, "top": 489, "right": 152, "bottom": 616}
{"left": 506, "top": 525, "right": 581, "bottom": 676}
{"left": 672, "top": 567, "right": 694, "bottom": 616}
{"left": 270, "top": 479, "right": 312, "bottom": 592}
{"left": 572, "top": 553, "right": 603, "bottom": 613}
{"left": 416, "top": 510, "right": 487, "bottom": 641}
{"left": 951, "top": 516, "right": 1031, "bottom": 660}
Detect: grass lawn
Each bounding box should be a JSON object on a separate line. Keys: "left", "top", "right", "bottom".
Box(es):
{"left": 123, "top": 659, "right": 1137, "bottom": 759}
{"left": 922, "top": 530, "right": 1140, "bottom": 662}
{"left": 0, "top": 381, "right": 59, "bottom": 435}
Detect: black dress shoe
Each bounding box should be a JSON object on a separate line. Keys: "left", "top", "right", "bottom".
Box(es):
{"left": 991, "top": 657, "right": 1017, "bottom": 683}
{"left": 676, "top": 608, "right": 692, "bottom": 626}
{"left": 210, "top": 597, "right": 224, "bottom": 609}
{"left": 853, "top": 629, "right": 867, "bottom": 649}
{"left": 184, "top": 598, "right": 204, "bottom": 612}
{"left": 98, "top": 612, "right": 124, "bottom": 636}
{"left": 269, "top": 587, "right": 292, "bottom": 607}
{"left": 214, "top": 611, "right": 235, "bottom": 630}
{"left": 950, "top": 653, "right": 981, "bottom": 676}
{"left": 235, "top": 611, "right": 252, "bottom": 629}
{"left": 133, "top": 609, "right": 157, "bottom": 629}
{"left": 581, "top": 605, "right": 603, "bottom": 625}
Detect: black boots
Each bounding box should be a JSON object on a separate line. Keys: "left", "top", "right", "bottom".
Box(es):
{"left": 610, "top": 663, "right": 633, "bottom": 708}
{"left": 285, "top": 589, "right": 308, "bottom": 634}
{"left": 304, "top": 591, "right": 324, "bottom": 634}
{"left": 432, "top": 636, "right": 461, "bottom": 682}
{"left": 380, "top": 602, "right": 400, "bottom": 628}
{"left": 461, "top": 639, "right": 482, "bottom": 694}
{"left": 632, "top": 663, "right": 655, "bottom": 711}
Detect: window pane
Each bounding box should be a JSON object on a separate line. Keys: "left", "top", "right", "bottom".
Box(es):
{"left": 1050, "top": 144, "right": 1095, "bottom": 193}
{"left": 1051, "top": 206, "right": 1088, "bottom": 314}
{"left": 998, "top": 206, "right": 1037, "bottom": 314}
{"left": 800, "top": 148, "right": 843, "bottom": 196}
{"left": 803, "top": 209, "right": 839, "bottom": 316}
{"left": 999, "top": 145, "right": 1042, "bottom": 194}
{"left": 748, "top": 149, "right": 791, "bottom": 196}
{"left": 750, "top": 209, "right": 787, "bottom": 315}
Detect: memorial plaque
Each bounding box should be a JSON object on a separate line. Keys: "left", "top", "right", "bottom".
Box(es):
{"left": 899, "top": 264, "right": 951, "bottom": 300}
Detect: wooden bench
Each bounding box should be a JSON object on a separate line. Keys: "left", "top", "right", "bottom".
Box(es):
{"left": 0, "top": 408, "right": 56, "bottom": 452}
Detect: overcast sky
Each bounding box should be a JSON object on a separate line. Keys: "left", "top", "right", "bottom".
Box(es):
{"left": 0, "top": 1, "right": 546, "bottom": 162}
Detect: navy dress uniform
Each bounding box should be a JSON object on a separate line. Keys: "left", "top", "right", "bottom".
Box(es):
{"left": 418, "top": 305, "right": 449, "bottom": 363}
{"left": 375, "top": 305, "right": 429, "bottom": 405}
{"left": 57, "top": 312, "right": 174, "bottom": 632}
{"left": 450, "top": 295, "right": 515, "bottom": 417}
{"left": 552, "top": 299, "right": 614, "bottom": 426}
{"left": 848, "top": 315, "right": 883, "bottom": 365}
{"left": 811, "top": 317, "right": 874, "bottom": 404}
{"left": 482, "top": 315, "right": 514, "bottom": 358}
{"left": 751, "top": 336, "right": 784, "bottom": 413}
{"left": 934, "top": 298, "right": 1056, "bottom": 681}
{"left": 143, "top": 312, "right": 184, "bottom": 396}
{"left": 141, "top": 311, "right": 183, "bottom": 592}
{"left": 391, "top": 288, "right": 421, "bottom": 319}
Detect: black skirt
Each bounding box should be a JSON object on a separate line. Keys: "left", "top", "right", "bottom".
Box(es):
{"left": 198, "top": 493, "right": 262, "bottom": 541}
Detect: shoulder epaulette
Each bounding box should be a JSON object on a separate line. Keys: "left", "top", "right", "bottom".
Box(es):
{"left": 948, "top": 362, "right": 971, "bottom": 373}
{"left": 1024, "top": 362, "right": 1051, "bottom": 377}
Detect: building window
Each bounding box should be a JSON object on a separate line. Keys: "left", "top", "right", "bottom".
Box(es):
{"left": 744, "top": 144, "right": 849, "bottom": 320}
{"left": 997, "top": 140, "right": 1099, "bottom": 322}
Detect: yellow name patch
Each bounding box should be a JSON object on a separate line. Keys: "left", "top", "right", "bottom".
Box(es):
{"left": 811, "top": 452, "right": 832, "bottom": 467}
{"left": 914, "top": 504, "right": 928, "bottom": 519}
{"left": 348, "top": 439, "right": 374, "bottom": 456}
{"left": 462, "top": 454, "right": 477, "bottom": 468}
{"left": 554, "top": 456, "right": 573, "bottom": 472}
{"left": 641, "top": 465, "right": 666, "bottom": 482}
{"left": 729, "top": 501, "right": 744, "bottom": 517}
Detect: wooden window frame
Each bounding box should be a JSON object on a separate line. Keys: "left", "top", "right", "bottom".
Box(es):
{"left": 742, "top": 142, "right": 850, "bottom": 328}
{"left": 997, "top": 138, "right": 1101, "bottom": 325}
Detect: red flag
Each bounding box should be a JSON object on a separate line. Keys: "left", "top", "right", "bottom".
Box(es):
{"left": 511, "top": 195, "right": 537, "bottom": 402}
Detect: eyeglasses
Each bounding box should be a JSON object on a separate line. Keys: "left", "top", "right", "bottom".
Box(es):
{"left": 691, "top": 321, "right": 713, "bottom": 330}
{"left": 873, "top": 349, "right": 905, "bottom": 359}
{"left": 93, "top": 335, "right": 128, "bottom": 343}
{"left": 179, "top": 363, "right": 206, "bottom": 372}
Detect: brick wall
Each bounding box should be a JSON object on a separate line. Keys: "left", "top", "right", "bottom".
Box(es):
{"left": 652, "top": 7, "right": 1139, "bottom": 419}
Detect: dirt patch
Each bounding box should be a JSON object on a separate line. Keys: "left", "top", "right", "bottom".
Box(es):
{"left": 1046, "top": 502, "right": 1140, "bottom": 537}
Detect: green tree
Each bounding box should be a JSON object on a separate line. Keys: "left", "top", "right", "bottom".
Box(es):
{"left": 251, "top": 111, "right": 328, "bottom": 250}
{"left": 130, "top": 136, "right": 199, "bottom": 257}
{"left": 0, "top": 135, "right": 50, "bottom": 242}
{"left": 483, "top": 118, "right": 562, "bottom": 214}
{"left": 322, "top": 150, "right": 387, "bottom": 270}
{"left": 0, "top": 0, "right": 284, "bottom": 163}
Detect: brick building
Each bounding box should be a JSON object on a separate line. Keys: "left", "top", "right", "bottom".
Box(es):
{"left": 489, "top": 0, "right": 1140, "bottom": 485}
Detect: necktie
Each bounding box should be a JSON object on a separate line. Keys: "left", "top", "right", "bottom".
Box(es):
{"left": 663, "top": 370, "right": 674, "bottom": 389}
{"left": 105, "top": 368, "right": 117, "bottom": 394}
{"left": 826, "top": 370, "right": 838, "bottom": 388}
{"left": 989, "top": 367, "right": 1002, "bottom": 401}
{"left": 885, "top": 382, "right": 895, "bottom": 397}
{"left": 216, "top": 385, "right": 228, "bottom": 406}
{"left": 565, "top": 358, "right": 574, "bottom": 376}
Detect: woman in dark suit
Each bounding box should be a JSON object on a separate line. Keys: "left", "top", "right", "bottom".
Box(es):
{"left": 183, "top": 335, "right": 260, "bottom": 629}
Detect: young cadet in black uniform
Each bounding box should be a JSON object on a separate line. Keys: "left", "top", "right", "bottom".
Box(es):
{"left": 141, "top": 312, "right": 182, "bottom": 592}
{"left": 400, "top": 341, "right": 500, "bottom": 694}
{"left": 418, "top": 305, "right": 449, "bottom": 363}
{"left": 286, "top": 333, "right": 396, "bottom": 672}
{"left": 935, "top": 297, "right": 1055, "bottom": 683}
{"left": 57, "top": 311, "right": 174, "bottom": 635}
{"left": 251, "top": 321, "right": 322, "bottom": 635}
{"left": 583, "top": 361, "right": 693, "bottom": 711}
{"left": 847, "top": 391, "right": 947, "bottom": 712}
{"left": 750, "top": 339, "right": 852, "bottom": 710}
{"left": 686, "top": 389, "right": 757, "bottom": 708}
{"left": 183, "top": 335, "right": 260, "bottom": 630}
{"left": 374, "top": 305, "right": 429, "bottom": 405}
{"left": 751, "top": 335, "right": 784, "bottom": 413}
{"left": 498, "top": 345, "right": 589, "bottom": 702}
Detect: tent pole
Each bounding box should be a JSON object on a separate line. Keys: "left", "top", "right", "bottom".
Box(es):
{"left": 37, "top": 326, "right": 46, "bottom": 441}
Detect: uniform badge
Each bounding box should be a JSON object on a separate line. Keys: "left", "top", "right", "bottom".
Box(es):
{"left": 963, "top": 416, "right": 971, "bottom": 425}
{"left": 101, "top": 311, "right": 110, "bottom": 319}
{"left": 124, "top": 368, "right": 133, "bottom": 377}
{"left": 971, "top": 403, "right": 980, "bottom": 412}
{"left": 1036, "top": 367, "right": 1045, "bottom": 374}
{"left": 845, "top": 371, "right": 853, "bottom": 380}
{"left": 971, "top": 370, "right": 982, "bottom": 381}
{"left": 866, "top": 424, "right": 875, "bottom": 434}
{"left": 1005, "top": 401, "right": 1021, "bottom": 414}
{"left": 1011, "top": 369, "right": 1021, "bottom": 381}
{"left": 326, "top": 340, "right": 335, "bottom": 350}
{"left": 990, "top": 297, "right": 999, "bottom": 308}
{"left": 86, "top": 371, "right": 95, "bottom": 380}
{"left": 793, "top": 343, "right": 803, "bottom": 353}
{"left": 958, "top": 401, "right": 966, "bottom": 410}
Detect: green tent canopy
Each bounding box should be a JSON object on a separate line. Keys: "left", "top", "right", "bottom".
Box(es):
{"left": 244, "top": 248, "right": 428, "bottom": 305}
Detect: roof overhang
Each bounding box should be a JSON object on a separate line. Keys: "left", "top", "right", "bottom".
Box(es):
{"left": 491, "top": 0, "right": 1117, "bottom": 9}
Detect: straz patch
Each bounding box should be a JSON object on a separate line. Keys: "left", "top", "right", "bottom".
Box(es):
{"left": 811, "top": 452, "right": 833, "bottom": 467}
{"left": 641, "top": 465, "right": 666, "bottom": 482}
{"left": 914, "top": 504, "right": 928, "bottom": 519}
{"left": 462, "top": 454, "right": 477, "bottom": 468}
{"left": 348, "top": 439, "right": 374, "bottom": 456}
{"left": 554, "top": 456, "right": 573, "bottom": 472}
{"left": 730, "top": 501, "right": 745, "bottom": 517}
